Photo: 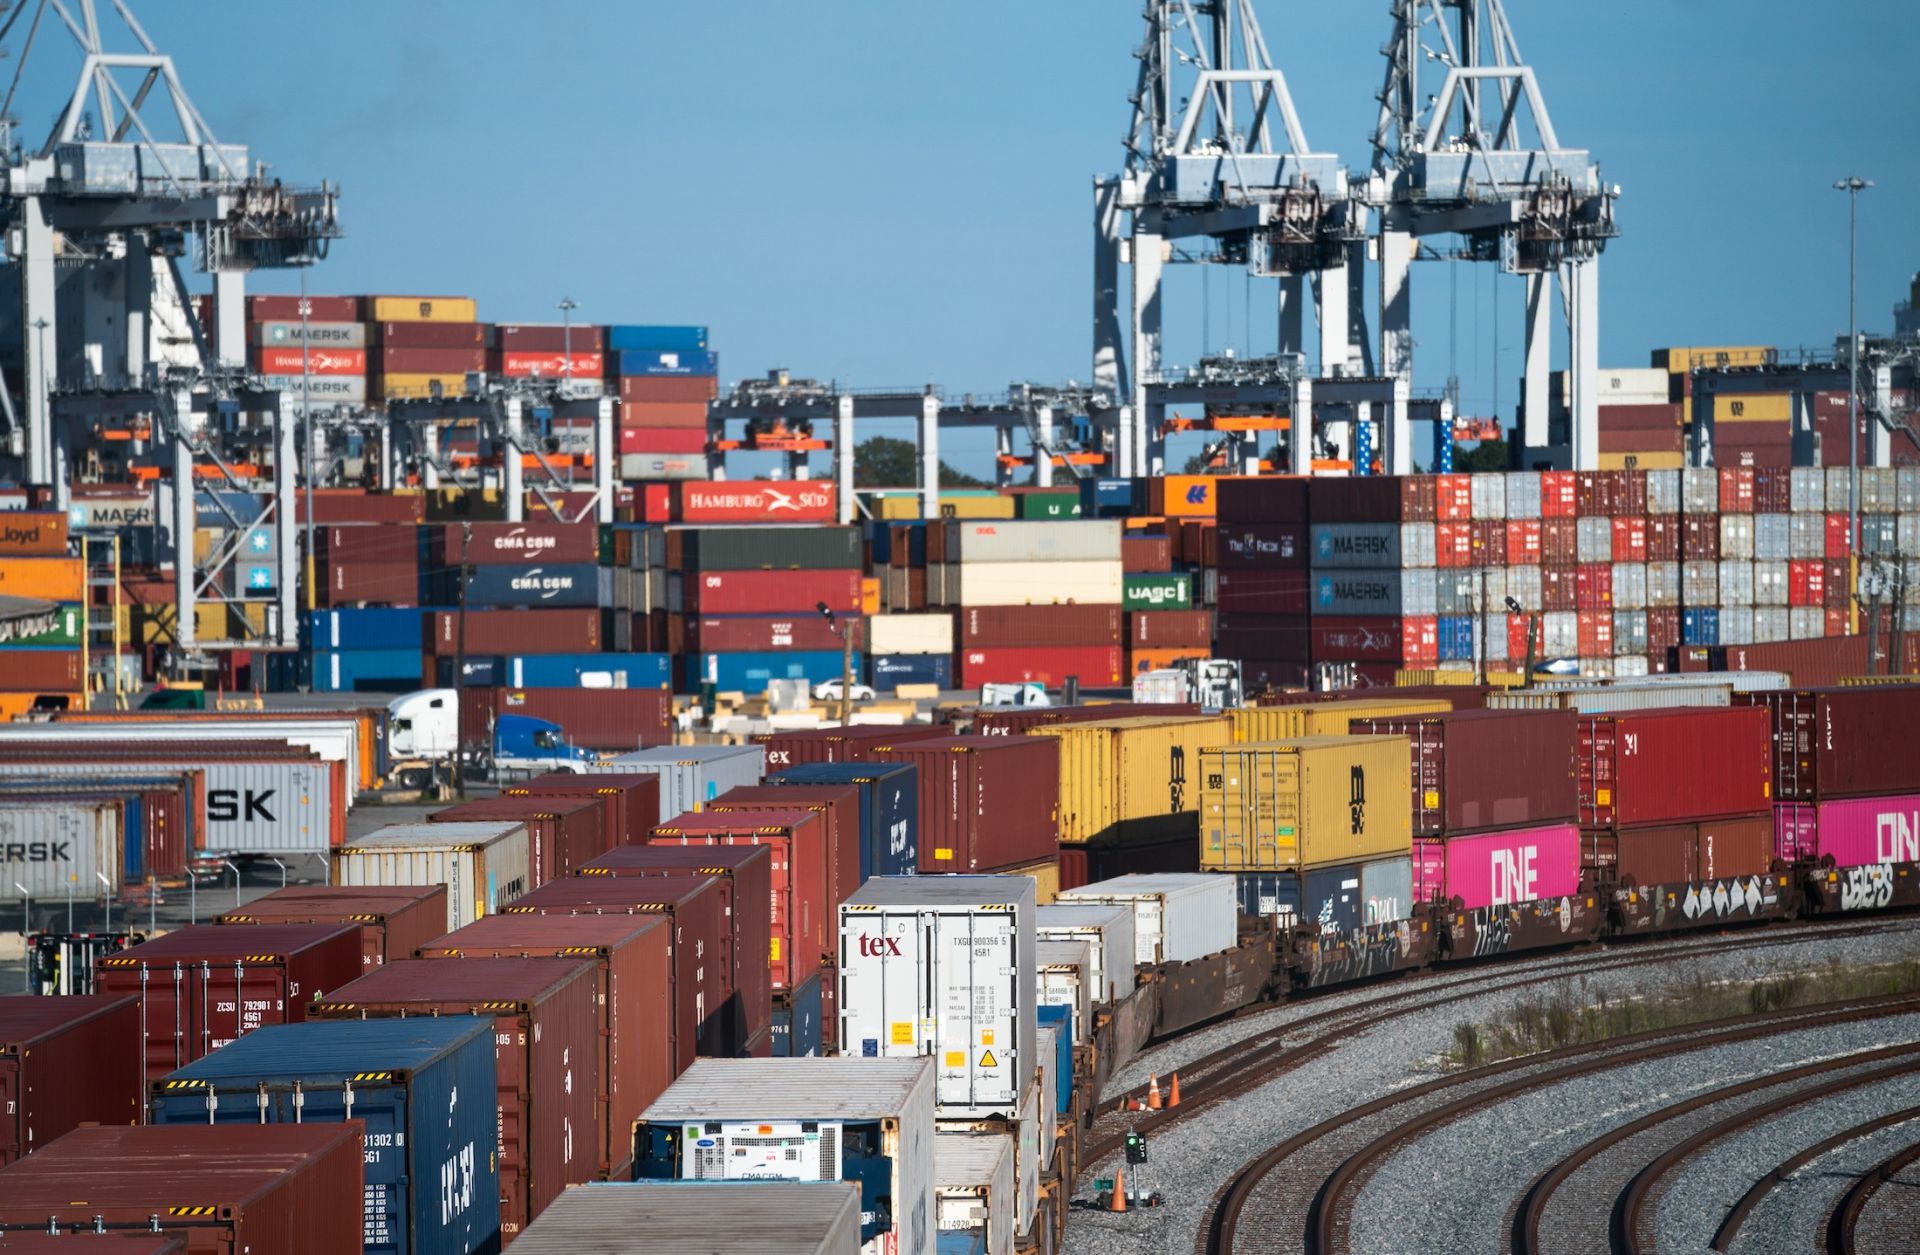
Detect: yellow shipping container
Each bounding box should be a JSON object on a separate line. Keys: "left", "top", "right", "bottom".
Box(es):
{"left": 0, "top": 556, "right": 85, "bottom": 601}
{"left": 136, "top": 601, "right": 268, "bottom": 645}
{"left": 939, "top": 495, "right": 1018, "bottom": 520}
{"left": 365, "top": 296, "right": 477, "bottom": 323}
{"left": 1229, "top": 697, "right": 1451, "bottom": 744}
{"left": 1598, "top": 452, "right": 1684, "bottom": 470}
{"left": 1031, "top": 714, "right": 1233, "bottom": 844}
{"left": 371, "top": 372, "right": 474, "bottom": 400}
{"left": 1395, "top": 669, "right": 1525, "bottom": 688}
{"left": 1714, "top": 393, "right": 1792, "bottom": 424}
{"left": 1001, "top": 856, "right": 1062, "bottom": 905}
{"left": 1200, "top": 736, "right": 1414, "bottom": 872}
{"left": 1652, "top": 346, "right": 1774, "bottom": 372}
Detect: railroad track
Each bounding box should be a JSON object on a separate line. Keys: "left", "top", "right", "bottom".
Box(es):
{"left": 1081, "top": 916, "right": 1916, "bottom": 1169}
{"left": 1824, "top": 1137, "right": 1920, "bottom": 1255}
{"left": 1196, "top": 988, "right": 1920, "bottom": 1255}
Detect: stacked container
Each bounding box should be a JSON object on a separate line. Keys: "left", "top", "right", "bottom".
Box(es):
{"left": 215, "top": 883, "right": 449, "bottom": 969}
{"left": 936, "top": 521, "right": 1127, "bottom": 687}
{"left": 674, "top": 526, "right": 865, "bottom": 690}
{"left": 0, "top": 994, "right": 143, "bottom": 1165}
{"left": 0, "top": 513, "right": 86, "bottom": 714}
{"left": 868, "top": 610, "right": 956, "bottom": 690}
{"left": 1213, "top": 478, "right": 1312, "bottom": 686}
{"left": 246, "top": 293, "right": 369, "bottom": 415}
{"left": 364, "top": 295, "right": 484, "bottom": 401}
{"left": 332, "top": 821, "right": 533, "bottom": 930}
{"left": 606, "top": 325, "right": 715, "bottom": 475}
{"left": 866, "top": 734, "right": 1060, "bottom": 875}
{"left": 489, "top": 322, "right": 606, "bottom": 395}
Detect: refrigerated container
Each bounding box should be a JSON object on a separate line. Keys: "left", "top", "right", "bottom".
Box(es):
{"left": 1346, "top": 709, "right": 1576, "bottom": 837}
{"left": 312, "top": 957, "right": 601, "bottom": 1243}
{"left": 433, "top": 794, "right": 611, "bottom": 883}
{"left": 147, "top": 1017, "right": 500, "bottom": 1255}
{"left": 1033, "top": 903, "right": 1136, "bottom": 1003}
{"left": 935, "top": 1131, "right": 1016, "bottom": 1255}
{"left": 1410, "top": 824, "right": 1583, "bottom": 910}
{"left": 215, "top": 884, "right": 448, "bottom": 969}
{"left": 586, "top": 745, "right": 764, "bottom": 821}
{"left": 1576, "top": 707, "right": 1773, "bottom": 827}
{"left": 867, "top": 735, "right": 1059, "bottom": 873}
{"left": 417, "top": 914, "right": 675, "bottom": 1179}
{"left": 769, "top": 761, "right": 920, "bottom": 881}
{"left": 838, "top": 876, "right": 1037, "bottom": 1119}
{"left": 1198, "top": 736, "right": 1414, "bottom": 871}
{"left": 510, "top": 1181, "right": 862, "bottom": 1253}
{"left": 1034, "top": 939, "right": 1092, "bottom": 1043}
{"left": 0, "top": 994, "right": 141, "bottom": 1166}
{"left": 1056, "top": 873, "right": 1236, "bottom": 966}
{"left": 332, "top": 822, "right": 532, "bottom": 931}
{"left": 634, "top": 1057, "right": 935, "bottom": 1255}
{"left": 935, "top": 520, "right": 1121, "bottom": 563}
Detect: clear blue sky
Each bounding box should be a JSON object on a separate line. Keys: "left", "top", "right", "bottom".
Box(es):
{"left": 24, "top": 1, "right": 1913, "bottom": 474}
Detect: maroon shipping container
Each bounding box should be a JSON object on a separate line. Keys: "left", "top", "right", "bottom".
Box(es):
{"left": 369, "top": 321, "right": 486, "bottom": 348}
{"left": 1213, "top": 613, "right": 1313, "bottom": 664}
{"left": 503, "top": 876, "right": 729, "bottom": 1062}
{"left": 684, "top": 569, "right": 861, "bottom": 615}
{"left": 958, "top": 645, "right": 1125, "bottom": 689}
{"left": 0, "top": 994, "right": 142, "bottom": 1166}
{"left": 1130, "top": 609, "right": 1211, "bottom": 649}
{"left": 1645, "top": 516, "right": 1681, "bottom": 562}
{"left": 1122, "top": 534, "right": 1173, "bottom": 573}
{"left": 617, "top": 375, "right": 719, "bottom": 403}
{"left": 2, "top": 647, "right": 86, "bottom": 689}
{"left": 0, "top": 1124, "right": 364, "bottom": 1253}
{"left": 1215, "top": 476, "right": 1310, "bottom": 523}
{"left": 317, "top": 524, "right": 415, "bottom": 565}
{"left": 1577, "top": 707, "right": 1773, "bottom": 828}
{"left": 249, "top": 294, "right": 359, "bottom": 322}
{"left": 1215, "top": 569, "right": 1312, "bottom": 615}
{"left": 430, "top": 521, "right": 598, "bottom": 566}
{"left": 1540, "top": 519, "right": 1579, "bottom": 566}
{"left": 688, "top": 614, "right": 865, "bottom": 653}
{"left": 969, "top": 701, "right": 1202, "bottom": 737}
{"left": 575, "top": 843, "right": 774, "bottom": 1055}
{"left": 956, "top": 604, "right": 1123, "bottom": 648}
{"left": 869, "top": 735, "right": 1060, "bottom": 873}
{"left": 1582, "top": 814, "right": 1774, "bottom": 886}
{"left": 427, "top": 609, "right": 601, "bottom": 655}
{"left": 215, "top": 884, "right": 449, "bottom": 969}
{"left": 1215, "top": 523, "right": 1309, "bottom": 569}
{"left": 292, "top": 489, "right": 425, "bottom": 525}
{"left": 1736, "top": 687, "right": 1920, "bottom": 801}
{"left": 494, "top": 324, "right": 607, "bottom": 353}
{"left": 313, "top": 958, "right": 598, "bottom": 1241}
{"left": 752, "top": 723, "right": 951, "bottom": 770}
{"left": 1350, "top": 709, "right": 1578, "bottom": 837}
{"left": 417, "top": 914, "right": 673, "bottom": 1179}
{"left": 1682, "top": 516, "right": 1721, "bottom": 561}
{"left": 434, "top": 794, "right": 611, "bottom": 883}
{"left": 0, "top": 1236, "right": 183, "bottom": 1253}
{"left": 462, "top": 687, "right": 672, "bottom": 753}
{"left": 506, "top": 773, "right": 661, "bottom": 848}
{"left": 1308, "top": 476, "right": 1436, "bottom": 524}
{"left": 95, "top": 924, "right": 364, "bottom": 1082}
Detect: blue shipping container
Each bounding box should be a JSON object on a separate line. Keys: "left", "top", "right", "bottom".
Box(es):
{"left": 149, "top": 1016, "right": 501, "bottom": 1255}
{"left": 303, "top": 607, "right": 428, "bottom": 652}
{"left": 1235, "top": 866, "right": 1362, "bottom": 935}
{"left": 690, "top": 650, "right": 861, "bottom": 693}
{"left": 306, "top": 648, "right": 426, "bottom": 693}
{"left": 1682, "top": 608, "right": 1720, "bottom": 647}
{"left": 508, "top": 653, "right": 672, "bottom": 689}
{"left": 1036, "top": 1003, "right": 1073, "bottom": 1114}
{"left": 771, "top": 968, "right": 824, "bottom": 1057}
{"left": 609, "top": 349, "right": 719, "bottom": 377}
{"left": 450, "top": 563, "right": 600, "bottom": 609}
{"left": 767, "top": 761, "right": 918, "bottom": 881}
{"left": 605, "top": 325, "right": 709, "bottom": 354}
{"left": 1079, "top": 477, "right": 1144, "bottom": 518}
{"left": 869, "top": 654, "right": 953, "bottom": 689}
{"left": 1437, "top": 615, "right": 1475, "bottom": 662}
{"left": 432, "top": 655, "right": 507, "bottom": 688}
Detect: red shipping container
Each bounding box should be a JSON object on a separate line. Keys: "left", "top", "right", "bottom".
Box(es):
{"left": 495, "top": 323, "right": 607, "bottom": 353}
{"left": 1826, "top": 513, "right": 1852, "bottom": 559}
{"left": 1122, "top": 533, "right": 1173, "bottom": 573}
{"left": 504, "top": 874, "right": 731, "bottom": 1061}
{"left": 1542, "top": 565, "right": 1577, "bottom": 612}
{"left": 1540, "top": 518, "right": 1579, "bottom": 565}
{"left": 0, "top": 648, "right": 84, "bottom": 690}
{"left": 215, "top": 885, "right": 449, "bottom": 969}
{"left": 248, "top": 294, "right": 359, "bottom": 322}
{"left": 1216, "top": 569, "right": 1312, "bottom": 614}
{"left": 869, "top": 734, "right": 1060, "bottom": 873}
{"left": 1682, "top": 516, "right": 1721, "bottom": 561}
{"left": 0, "top": 1123, "right": 364, "bottom": 1253}
{"left": 619, "top": 426, "right": 706, "bottom": 455}
{"left": 618, "top": 375, "right": 718, "bottom": 403}
{"left": 493, "top": 351, "right": 604, "bottom": 378}
{"left": 427, "top": 608, "right": 601, "bottom": 655}
{"left": 417, "top": 913, "right": 675, "bottom": 1178}
{"left": 1576, "top": 609, "right": 1612, "bottom": 657}
{"left": 689, "top": 613, "right": 864, "bottom": 653}
{"left": 1434, "top": 474, "right": 1473, "bottom": 520}
{"left": 751, "top": 724, "right": 950, "bottom": 770}
{"left": 1645, "top": 516, "right": 1680, "bottom": 562}
{"left": 0, "top": 1234, "right": 183, "bottom": 1253}
{"left": 369, "top": 321, "right": 485, "bottom": 348}
{"left": 687, "top": 569, "right": 859, "bottom": 614}
{"left": 1351, "top": 709, "right": 1576, "bottom": 837}
{"left": 1576, "top": 707, "right": 1773, "bottom": 827}
{"left": 95, "top": 924, "right": 364, "bottom": 1082}
{"left": 464, "top": 687, "right": 672, "bottom": 754}
{"left": 1718, "top": 468, "right": 1756, "bottom": 514}
{"left": 0, "top": 994, "right": 142, "bottom": 1166}
{"left": 251, "top": 346, "right": 366, "bottom": 376}
{"left": 1822, "top": 561, "right": 1851, "bottom": 611}
{"left": 1788, "top": 560, "right": 1821, "bottom": 607}
{"left": 431, "top": 520, "right": 598, "bottom": 566}
{"left": 617, "top": 400, "right": 708, "bottom": 428}
{"left": 1590, "top": 815, "right": 1775, "bottom": 887}
{"left": 1825, "top": 608, "right": 1851, "bottom": 636}
{"left": 1576, "top": 563, "right": 1613, "bottom": 611}
{"left": 575, "top": 843, "right": 774, "bottom": 1057}
{"left": 1737, "top": 687, "right": 1920, "bottom": 801}
{"left": 958, "top": 604, "right": 1123, "bottom": 648}
{"left": 506, "top": 772, "right": 661, "bottom": 849}
{"left": 1507, "top": 613, "right": 1533, "bottom": 662}
{"left": 678, "top": 481, "right": 836, "bottom": 524}
{"left": 313, "top": 957, "right": 598, "bottom": 1239}
{"left": 435, "top": 793, "right": 611, "bottom": 883}
{"left": 1505, "top": 519, "right": 1543, "bottom": 565}
{"left": 1215, "top": 522, "right": 1307, "bottom": 569}
{"left": 958, "top": 645, "right": 1125, "bottom": 688}
{"left": 320, "top": 560, "right": 417, "bottom": 607}
{"left": 1647, "top": 607, "right": 1681, "bottom": 655}
{"left": 1610, "top": 516, "right": 1647, "bottom": 563}
{"left": 1131, "top": 609, "right": 1211, "bottom": 649}
{"left": 1540, "top": 471, "right": 1578, "bottom": 517}
{"left": 1435, "top": 521, "right": 1474, "bottom": 568}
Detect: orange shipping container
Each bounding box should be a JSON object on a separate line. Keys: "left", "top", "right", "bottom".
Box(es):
{"left": 1130, "top": 647, "right": 1208, "bottom": 674}
{"left": 0, "top": 512, "right": 71, "bottom": 556}
{"left": 0, "top": 556, "right": 85, "bottom": 600}
{"left": 1147, "top": 475, "right": 1222, "bottom": 518}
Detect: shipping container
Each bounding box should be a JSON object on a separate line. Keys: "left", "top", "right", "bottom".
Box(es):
{"left": 216, "top": 884, "right": 447, "bottom": 968}
{"left": 1228, "top": 697, "right": 1452, "bottom": 743}
{"left": 957, "top": 644, "right": 1125, "bottom": 689}
{"left": 1031, "top": 715, "right": 1231, "bottom": 846}
{"left": 95, "top": 923, "right": 363, "bottom": 1082}
{"left": 1346, "top": 709, "right": 1576, "bottom": 837}
{"left": 869, "top": 612, "right": 956, "bottom": 655}
{"left": 689, "top": 648, "right": 863, "bottom": 692}
{"left": 416, "top": 914, "right": 675, "bottom": 1179}
{"left": 1411, "top": 824, "right": 1582, "bottom": 911}
{"left": 0, "top": 512, "right": 70, "bottom": 556}
{"left": 334, "top": 822, "right": 531, "bottom": 931}
{"left": 0, "top": 994, "right": 142, "bottom": 1166}
{"left": 1577, "top": 707, "right": 1773, "bottom": 827}
{"left": 956, "top": 604, "right": 1123, "bottom": 649}
{"left": 1056, "top": 873, "right": 1235, "bottom": 966}
{"left": 0, "top": 557, "right": 85, "bottom": 600}
{"left": 0, "top": 799, "right": 121, "bottom": 903}
{"left": 936, "top": 1131, "right": 1016, "bottom": 1255}
{"left": 586, "top": 745, "right": 764, "bottom": 821}
{"left": 670, "top": 526, "right": 861, "bottom": 572}
{"left": 767, "top": 761, "right": 920, "bottom": 882}
{"left": 634, "top": 1057, "right": 934, "bottom": 1255}
{"left": 1775, "top": 793, "right": 1920, "bottom": 870}
{"left": 871, "top": 653, "right": 955, "bottom": 689}
{"left": 867, "top": 735, "right": 1059, "bottom": 873}
{"left": 772, "top": 967, "right": 825, "bottom": 1057}
{"left": 147, "top": 1017, "right": 500, "bottom": 1255}
{"left": 1198, "top": 737, "right": 1413, "bottom": 871}
{"left": 511, "top": 1181, "right": 861, "bottom": 1253}
{"left": 676, "top": 482, "right": 835, "bottom": 525}
{"left": 427, "top": 609, "right": 602, "bottom": 656}
{"left": 502, "top": 652, "right": 670, "bottom": 688}
{"left": 931, "top": 520, "right": 1120, "bottom": 564}
{"left": 504, "top": 772, "right": 661, "bottom": 849}
{"left": 434, "top": 794, "right": 611, "bottom": 883}
{"left": 1033, "top": 903, "right": 1136, "bottom": 1004}
{"left": 688, "top": 613, "right": 864, "bottom": 653}
{"left": 1233, "top": 855, "right": 1413, "bottom": 932}
{"left": 0, "top": 1123, "right": 365, "bottom": 1253}
{"left": 430, "top": 521, "right": 597, "bottom": 566}
{"left": 1739, "top": 688, "right": 1920, "bottom": 800}
{"left": 838, "top": 876, "right": 1036, "bottom": 1119}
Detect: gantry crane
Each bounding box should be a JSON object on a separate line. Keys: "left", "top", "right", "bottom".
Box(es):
{"left": 1368, "top": 0, "right": 1617, "bottom": 469}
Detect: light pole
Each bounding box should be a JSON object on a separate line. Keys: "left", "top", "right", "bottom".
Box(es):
{"left": 1834, "top": 176, "right": 1871, "bottom": 568}
{"left": 559, "top": 297, "right": 578, "bottom": 395}
{"left": 818, "top": 601, "right": 854, "bottom": 727}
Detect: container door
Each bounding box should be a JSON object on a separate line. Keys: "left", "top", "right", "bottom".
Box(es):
{"left": 197, "top": 960, "right": 289, "bottom": 1055}
{"left": 840, "top": 906, "right": 922, "bottom": 1065}
{"left": 493, "top": 1014, "right": 534, "bottom": 1235}
{"left": 0, "top": 1059, "right": 20, "bottom": 1165}
{"left": 933, "top": 907, "right": 1020, "bottom": 1112}
{"left": 101, "top": 959, "right": 193, "bottom": 1081}
{"left": 291, "top": 1084, "right": 415, "bottom": 1255}
{"left": 1132, "top": 898, "right": 1163, "bottom": 965}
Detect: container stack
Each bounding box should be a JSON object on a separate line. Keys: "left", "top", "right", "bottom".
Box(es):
{"left": 245, "top": 294, "right": 368, "bottom": 414}
{"left": 608, "top": 325, "right": 715, "bottom": 481}
{"left": 363, "top": 295, "right": 484, "bottom": 402}
{"left": 0, "top": 510, "right": 85, "bottom": 716}
{"left": 1579, "top": 367, "right": 1685, "bottom": 470}
{"left": 866, "top": 610, "right": 955, "bottom": 690}
{"left": 1213, "top": 477, "right": 1311, "bottom": 687}
{"left": 489, "top": 322, "right": 606, "bottom": 396}
{"left": 672, "top": 525, "right": 864, "bottom": 691}
{"left": 936, "top": 520, "right": 1127, "bottom": 688}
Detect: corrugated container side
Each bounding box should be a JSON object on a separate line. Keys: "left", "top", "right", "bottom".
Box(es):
{"left": 767, "top": 761, "right": 920, "bottom": 882}
{"left": 0, "top": 993, "right": 142, "bottom": 1166}
{"left": 1412, "top": 824, "right": 1582, "bottom": 911}
{"left": 868, "top": 735, "right": 1060, "bottom": 873}
{"left": 1577, "top": 707, "right": 1773, "bottom": 827}
{"left": 1199, "top": 737, "right": 1414, "bottom": 871}
{"left": 1055, "top": 873, "right": 1236, "bottom": 965}
{"left": 332, "top": 822, "right": 533, "bottom": 931}
{"left": 1033, "top": 903, "right": 1135, "bottom": 1004}
{"left": 1348, "top": 709, "right": 1577, "bottom": 837}
{"left": 1032, "top": 716, "right": 1232, "bottom": 845}
{"left": 509, "top": 1181, "right": 862, "bottom": 1252}
{"left": 215, "top": 884, "right": 449, "bottom": 968}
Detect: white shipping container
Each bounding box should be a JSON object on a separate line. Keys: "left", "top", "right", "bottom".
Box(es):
{"left": 1470, "top": 473, "right": 1506, "bottom": 520}
{"left": 1719, "top": 561, "right": 1755, "bottom": 606}
{"left": 1481, "top": 614, "right": 1509, "bottom": 662}
{"left": 1898, "top": 516, "right": 1920, "bottom": 560}
{"left": 1033, "top": 1025, "right": 1058, "bottom": 1176}
{"left": 1614, "top": 655, "right": 1651, "bottom": 678}
{"left": 1720, "top": 515, "right": 1755, "bottom": 561}
{"left": 0, "top": 800, "right": 119, "bottom": 903}
{"left": 1899, "top": 467, "right": 1920, "bottom": 513}
{"left": 332, "top": 821, "right": 530, "bottom": 931}
{"left": 1754, "top": 514, "right": 1791, "bottom": 562}
{"left": 589, "top": 744, "right": 764, "bottom": 822}
{"left": 839, "top": 876, "right": 1037, "bottom": 1119}
{"left": 1576, "top": 517, "right": 1612, "bottom": 563}
{"left": 1504, "top": 472, "right": 1542, "bottom": 520}
{"left": 1682, "top": 561, "right": 1718, "bottom": 606}
{"left": 1645, "top": 469, "right": 1681, "bottom": 516}
{"left": 1578, "top": 658, "right": 1615, "bottom": 679}
{"left": 0, "top": 756, "right": 339, "bottom": 856}
{"left": 0, "top": 720, "right": 361, "bottom": 803}
{"left": 1402, "top": 568, "right": 1438, "bottom": 617}
{"left": 1646, "top": 561, "right": 1680, "bottom": 609}
{"left": 1542, "top": 611, "right": 1578, "bottom": 658}
{"left": 510, "top": 1182, "right": 862, "bottom": 1254}
{"left": 1055, "top": 873, "right": 1236, "bottom": 967}
{"left": 1827, "top": 467, "right": 1852, "bottom": 513}
{"left": 869, "top": 613, "right": 956, "bottom": 656}
{"left": 1719, "top": 606, "right": 1754, "bottom": 646}
{"left": 1791, "top": 468, "right": 1826, "bottom": 514}
{"left": 942, "top": 560, "right": 1123, "bottom": 608}
{"left": 1682, "top": 468, "right": 1720, "bottom": 514}
{"left": 1506, "top": 565, "right": 1542, "bottom": 612}
{"left": 1033, "top": 903, "right": 1136, "bottom": 1004}
{"left": 1754, "top": 561, "right": 1789, "bottom": 607}
{"left": 1753, "top": 608, "right": 1791, "bottom": 643}
{"left": 935, "top": 1132, "right": 1016, "bottom": 1255}
{"left": 637, "top": 1057, "right": 936, "bottom": 1255}
{"left": 1034, "top": 939, "right": 1093, "bottom": 1041}
{"left": 944, "top": 520, "right": 1121, "bottom": 563}
{"left": 1789, "top": 514, "right": 1826, "bottom": 560}
{"left": 1401, "top": 521, "right": 1436, "bottom": 569}
{"left": 1862, "top": 467, "right": 1899, "bottom": 514}
{"left": 1612, "top": 563, "right": 1648, "bottom": 611}
{"left": 1613, "top": 611, "right": 1649, "bottom": 657}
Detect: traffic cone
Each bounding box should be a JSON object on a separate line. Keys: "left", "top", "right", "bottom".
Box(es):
{"left": 1146, "top": 1075, "right": 1162, "bottom": 1110}
{"left": 1168, "top": 1072, "right": 1181, "bottom": 1108}
{"left": 1109, "top": 1166, "right": 1127, "bottom": 1212}
{"left": 1126, "top": 1095, "right": 1141, "bottom": 1111}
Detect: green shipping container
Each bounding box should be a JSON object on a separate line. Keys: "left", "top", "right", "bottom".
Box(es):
{"left": 1016, "top": 491, "right": 1082, "bottom": 520}
{"left": 1123, "top": 573, "right": 1191, "bottom": 610}
{"left": 0, "top": 602, "right": 84, "bottom": 647}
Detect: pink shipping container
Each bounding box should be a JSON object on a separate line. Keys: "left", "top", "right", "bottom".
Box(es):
{"left": 1774, "top": 794, "right": 1920, "bottom": 869}
{"left": 1411, "top": 823, "right": 1582, "bottom": 910}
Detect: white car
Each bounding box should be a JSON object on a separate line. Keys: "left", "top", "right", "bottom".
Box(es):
{"left": 813, "top": 679, "right": 877, "bottom": 702}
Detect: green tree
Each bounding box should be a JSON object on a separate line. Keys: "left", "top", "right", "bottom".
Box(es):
{"left": 1454, "top": 438, "right": 1509, "bottom": 473}
{"left": 855, "top": 436, "right": 989, "bottom": 489}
